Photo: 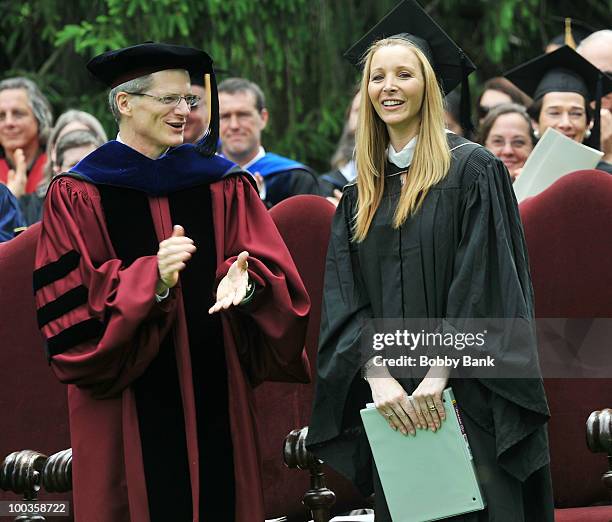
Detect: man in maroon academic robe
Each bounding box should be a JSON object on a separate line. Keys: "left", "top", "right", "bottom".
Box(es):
{"left": 33, "top": 43, "right": 310, "bottom": 522}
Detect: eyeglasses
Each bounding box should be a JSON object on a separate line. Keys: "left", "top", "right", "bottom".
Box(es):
{"left": 126, "top": 92, "right": 201, "bottom": 108}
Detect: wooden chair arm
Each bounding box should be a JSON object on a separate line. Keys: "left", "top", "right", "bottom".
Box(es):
{"left": 586, "top": 409, "right": 612, "bottom": 492}
{"left": 284, "top": 427, "right": 335, "bottom": 522}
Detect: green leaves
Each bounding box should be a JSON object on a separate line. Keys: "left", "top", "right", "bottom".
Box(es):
{"left": 0, "top": 0, "right": 607, "bottom": 172}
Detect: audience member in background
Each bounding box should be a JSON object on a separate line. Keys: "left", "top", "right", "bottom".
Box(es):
{"left": 476, "top": 77, "right": 531, "bottom": 124}
{"left": 319, "top": 90, "right": 360, "bottom": 202}
{"left": 184, "top": 75, "right": 209, "bottom": 143}
{"left": 0, "top": 182, "right": 25, "bottom": 241}
{"left": 54, "top": 129, "right": 104, "bottom": 172}
{"left": 479, "top": 103, "right": 536, "bottom": 182}
{"left": 578, "top": 30, "right": 612, "bottom": 174}
{"left": 45, "top": 110, "right": 107, "bottom": 179}
{"left": 444, "top": 89, "right": 463, "bottom": 136}
{"left": 19, "top": 111, "right": 107, "bottom": 225}
{"left": 506, "top": 46, "right": 612, "bottom": 173}
{"left": 218, "top": 77, "right": 319, "bottom": 207}
{"left": 545, "top": 18, "right": 590, "bottom": 54}
{"left": 0, "top": 77, "right": 53, "bottom": 198}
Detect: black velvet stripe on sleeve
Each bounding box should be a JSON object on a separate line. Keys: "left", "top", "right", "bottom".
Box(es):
{"left": 33, "top": 250, "right": 81, "bottom": 292}
{"left": 37, "top": 285, "right": 89, "bottom": 328}
{"left": 46, "top": 318, "right": 105, "bottom": 357}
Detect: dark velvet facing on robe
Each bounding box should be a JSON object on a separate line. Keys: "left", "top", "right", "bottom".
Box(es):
{"left": 94, "top": 182, "right": 233, "bottom": 521}
{"left": 33, "top": 146, "right": 311, "bottom": 522}
{"left": 306, "top": 133, "right": 554, "bottom": 521}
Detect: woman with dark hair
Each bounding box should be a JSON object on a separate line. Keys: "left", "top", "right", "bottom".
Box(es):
{"left": 306, "top": 1, "right": 553, "bottom": 520}
{"left": 479, "top": 103, "right": 536, "bottom": 181}
{"left": 506, "top": 45, "right": 612, "bottom": 173}
{"left": 444, "top": 89, "right": 464, "bottom": 136}
{"left": 476, "top": 77, "right": 531, "bottom": 123}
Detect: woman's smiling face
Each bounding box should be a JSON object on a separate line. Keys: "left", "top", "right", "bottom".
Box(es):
{"left": 367, "top": 44, "right": 425, "bottom": 137}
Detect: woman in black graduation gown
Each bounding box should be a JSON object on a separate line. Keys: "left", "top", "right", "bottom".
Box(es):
{"left": 505, "top": 45, "right": 612, "bottom": 174}
{"left": 306, "top": 1, "right": 554, "bottom": 520}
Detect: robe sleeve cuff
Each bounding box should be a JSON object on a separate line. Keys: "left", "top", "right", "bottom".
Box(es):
{"left": 239, "top": 279, "right": 256, "bottom": 306}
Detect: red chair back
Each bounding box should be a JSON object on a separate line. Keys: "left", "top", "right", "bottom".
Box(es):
{"left": 0, "top": 224, "right": 72, "bottom": 508}
{"left": 256, "top": 196, "right": 365, "bottom": 518}
{"left": 520, "top": 170, "right": 612, "bottom": 508}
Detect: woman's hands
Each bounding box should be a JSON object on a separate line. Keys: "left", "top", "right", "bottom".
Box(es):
{"left": 369, "top": 374, "right": 420, "bottom": 436}
{"left": 367, "top": 365, "right": 449, "bottom": 435}
{"left": 411, "top": 365, "right": 449, "bottom": 433}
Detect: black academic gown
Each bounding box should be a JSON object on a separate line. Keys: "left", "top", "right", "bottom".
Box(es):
{"left": 306, "top": 134, "right": 554, "bottom": 521}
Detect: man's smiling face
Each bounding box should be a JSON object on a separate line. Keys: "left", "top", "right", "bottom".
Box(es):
{"left": 125, "top": 69, "right": 192, "bottom": 156}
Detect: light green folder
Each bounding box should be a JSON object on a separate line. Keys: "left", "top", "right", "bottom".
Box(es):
{"left": 360, "top": 388, "right": 485, "bottom": 522}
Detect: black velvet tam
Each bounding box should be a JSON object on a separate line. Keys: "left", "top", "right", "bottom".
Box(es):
{"left": 87, "top": 42, "right": 213, "bottom": 88}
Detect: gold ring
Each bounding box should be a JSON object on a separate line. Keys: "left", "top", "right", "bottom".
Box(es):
{"left": 428, "top": 405, "right": 436, "bottom": 411}
{"left": 384, "top": 412, "right": 395, "bottom": 418}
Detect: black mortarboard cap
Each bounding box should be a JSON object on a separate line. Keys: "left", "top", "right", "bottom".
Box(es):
{"left": 505, "top": 45, "right": 610, "bottom": 102}
{"left": 88, "top": 42, "right": 219, "bottom": 157}
{"left": 505, "top": 45, "right": 612, "bottom": 150}
{"left": 344, "top": 0, "right": 476, "bottom": 135}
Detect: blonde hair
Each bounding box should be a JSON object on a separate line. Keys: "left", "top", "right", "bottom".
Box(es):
{"left": 353, "top": 38, "right": 451, "bottom": 242}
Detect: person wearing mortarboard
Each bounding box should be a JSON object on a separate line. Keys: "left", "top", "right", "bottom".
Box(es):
{"left": 31, "top": 42, "right": 310, "bottom": 522}
{"left": 305, "top": 1, "right": 554, "bottom": 520}
{"left": 505, "top": 45, "right": 612, "bottom": 174}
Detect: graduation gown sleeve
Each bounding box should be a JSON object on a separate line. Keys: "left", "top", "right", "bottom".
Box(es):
{"left": 212, "top": 173, "right": 311, "bottom": 385}
{"left": 445, "top": 149, "right": 550, "bottom": 482}
{"left": 34, "top": 176, "right": 177, "bottom": 397}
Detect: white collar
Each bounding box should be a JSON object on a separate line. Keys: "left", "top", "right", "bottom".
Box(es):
{"left": 242, "top": 146, "right": 266, "bottom": 170}
{"left": 387, "top": 136, "right": 417, "bottom": 168}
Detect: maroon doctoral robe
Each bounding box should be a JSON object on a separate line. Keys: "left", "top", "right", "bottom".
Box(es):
{"left": 34, "top": 167, "right": 310, "bottom": 521}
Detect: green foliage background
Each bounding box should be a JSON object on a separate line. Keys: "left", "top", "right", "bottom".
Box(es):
{"left": 1, "top": 0, "right": 610, "bottom": 172}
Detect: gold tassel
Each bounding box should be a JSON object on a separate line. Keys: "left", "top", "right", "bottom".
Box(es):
{"left": 565, "top": 18, "right": 577, "bottom": 49}
{"left": 204, "top": 74, "right": 211, "bottom": 128}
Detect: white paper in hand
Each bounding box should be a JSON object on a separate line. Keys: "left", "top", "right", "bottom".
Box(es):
{"left": 513, "top": 127, "right": 603, "bottom": 203}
